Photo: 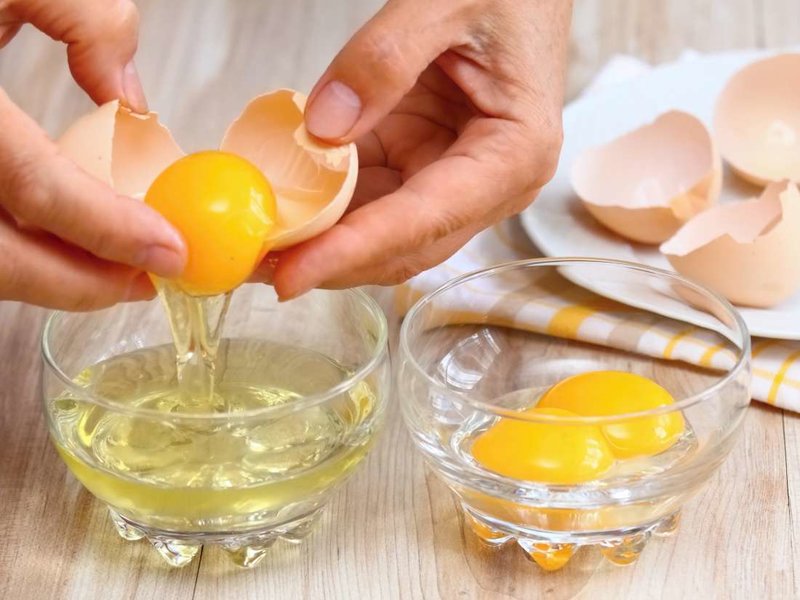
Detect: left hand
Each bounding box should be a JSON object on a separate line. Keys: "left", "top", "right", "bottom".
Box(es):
{"left": 0, "top": 0, "right": 189, "bottom": 310}
{"left": 267, "top": 0, "right": 572, "bottom": 299}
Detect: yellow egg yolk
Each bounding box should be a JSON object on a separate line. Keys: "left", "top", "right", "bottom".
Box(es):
{"left": 537, "top": 371, "right": 685, "bottom": 459}
{"left": 471, "top": 407, "right": 614, "bottom": 484}
{"left": 145, "top": 151, "right": 277, "bottom": 296}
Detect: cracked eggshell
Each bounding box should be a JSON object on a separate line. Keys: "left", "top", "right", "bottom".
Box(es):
{"left": 660, "top": 180, "right": 800, "bottom": 308}
{"left": 57, "top": 89, "right": 357, "bottom": 253}
{"left": 220, "top": 89, "right": 358, "bottom": 249}
{"left": 57, "top": 100, "right": 184, "bottom": 198}
{"left": 714, "top": 53, "right": 800, "bottom": 186}
{"left": 572, "top": 110, "right": 721, "bottom": 244}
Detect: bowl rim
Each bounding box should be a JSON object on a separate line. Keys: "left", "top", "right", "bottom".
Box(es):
{"left": 398, "top": 257, "right": 751, "bottom": 424}
{"left": 41, "top": 287, "right": 389, "bottom": 421}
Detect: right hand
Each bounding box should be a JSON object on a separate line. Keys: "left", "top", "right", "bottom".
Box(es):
{"left": 0, "top": 0, "right": 186, "bottom": 310}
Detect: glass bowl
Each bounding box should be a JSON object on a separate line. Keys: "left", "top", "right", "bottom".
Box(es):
{"left": 42, "top": 285, "right": 389, "bottom": 568}
{"left": 399, "top": 258, "right": 750, "bottom": 570}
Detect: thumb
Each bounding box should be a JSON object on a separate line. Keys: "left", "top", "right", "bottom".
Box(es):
{"left": 12, "top": 0, "right": 147, "bottom": 112}
{"left": 304, "top": 0, "right": 459, "bottom": 143}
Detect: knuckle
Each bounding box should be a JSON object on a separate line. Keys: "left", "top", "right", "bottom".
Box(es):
{"left": 357, "top": 31, "right": 413, "bottom": 84}
{"left": 495, "top": 117, "right": 563, "bottom": 199}
{"left": 380, "top": 258, "right": 427, "bottom": 286}
{"left": 68, "top": 287, "right": 104, "bottom": 311}
{"left": 527, "top": 117, "right": 563, "bottom": 189}
{"left": 430, "top": 209, "right": 463, "bottom": 240}
{"left": 115, "top": 1, "right": 140, "bottom": 36}
{"left": 89, "top": 232, "right": 116, "bottom": 260}
{"left": 84, "top": 213, "right": 144, "bottom": 263}
{"left": 82, "top": 0, "right": 140, "bottom": 40}
{"left": 2, "top": 152, "right": 53, "bottom": 219}
{"left": 411, "top": 206, "right": 465, "bottom": 248}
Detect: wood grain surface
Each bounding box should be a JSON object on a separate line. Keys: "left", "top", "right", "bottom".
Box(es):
{"left": 1, "top": 1, "right": 799, "bottom": 598}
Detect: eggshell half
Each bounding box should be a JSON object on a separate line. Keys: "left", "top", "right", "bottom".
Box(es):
{"left": 220, "top": 89, "right": 358, "bottom": 249}
{"left": 714, "top": 53, "right": 800, "bottom": 186}
{"left": 57, "top": 101, "right": 184, "bottom": 197}
{"left": 660, "top": 180, "right": 800, "bottom": 308}
{"left": 572, "top": 110, "right": 721, "bottom": 244}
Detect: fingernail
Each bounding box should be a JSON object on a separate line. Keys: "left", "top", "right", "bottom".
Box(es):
{"left": 305, "top": 80, "right": 361, "bottom": 139}
{"left": 122, "top": 61, "right": 149, "bottom": 114}
{"left": 157, "top": 223, "right": 187, "bottom": 257}
{"left": 250, "top": 261, "right": 276, "bottom": 284}
{"left": 277, "top": 283, "right": 313, "bottom": 302}
{"left": 134, "top": 245, "right": 185, "bottom": 278}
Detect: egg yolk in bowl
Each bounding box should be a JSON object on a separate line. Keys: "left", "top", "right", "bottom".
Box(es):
{"left": 537, "top": 371, "right": 685, "bottom": 459}
{"left": 472, "top": 371, "right": 685, "bottom": 485}
{"left": 471, "top": 407, "right": 615, "bottom": 484}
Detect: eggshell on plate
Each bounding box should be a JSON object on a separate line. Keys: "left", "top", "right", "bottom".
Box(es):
{"left": 220, "top": 89, "right": 358, "bottom": 249}
{"left": 660, "top": 180, "right": 800, "bottom": 308}
{"left": 571, "top": 110, "right": 721, "bottom": 244}
{"left": 57, "top": 100, "right": 184, "bottom": 198}
{"left": 714, "top": 53, "right": 800, "bottom": 186}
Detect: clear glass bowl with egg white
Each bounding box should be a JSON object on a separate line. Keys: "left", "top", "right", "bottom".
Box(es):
{"left": 398, "top": 258, "right": 750, "bottom": 571}
{"left": 41, "top": 90, "right": 389, "bottom": 569}
{"left": 43, "top": 285, "right": 390, "bottom": 568}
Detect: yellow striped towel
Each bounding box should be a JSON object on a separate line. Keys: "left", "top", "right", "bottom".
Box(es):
{"left": 395, "top": 219, "right": 800, "bottom": 411}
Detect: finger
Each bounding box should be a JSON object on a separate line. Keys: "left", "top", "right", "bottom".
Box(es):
{"left": 372, "top": 112, "right": 455, "bottom": 177}
{"left": 348, "top": 166, "right": 402, "bottom": 213}
{"left": 10, "top": 0, "right": 147, "bottom": 112}
{"left": 303, "top": 0, "right": 469, "bottom": 142}
{"left": 0, "top": 90, "right": 186, "bottom": 277}
{"left": 249, "top": 253, "right": 280, "bottom": 284}
{"left": 273, "top": 120, "right": 539, "bottom": 300}
{"left": 434, "top": 1, "right": 572, "bottom": 123}
{"left": 0, "top": 215, "right": 154, "bottom": 310}
{"left": 314, "top": 224, "right": 480, "bottom": 289}
{"left": 355, "top": 132, "right": 387, "bottom": 168}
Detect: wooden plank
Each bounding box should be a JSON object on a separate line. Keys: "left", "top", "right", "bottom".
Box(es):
{"left": 760, "top": 0, "right": 800, "bottom": 47}
{"left": 568, "top": 0, "right": 760, "bottom": 98}
{"left": 191, "top": 399, "right": 439, "bottom": 600}
{"left": 576, "top": 406, "right": 793, "bottom": 599}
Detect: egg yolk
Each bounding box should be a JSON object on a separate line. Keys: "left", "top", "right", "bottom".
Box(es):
{"left": 471, "top": 407, "right": 614, "bottom": 484}
{"left": 537, "top": 371, "right": 685, "bottom": 459}
{"left": 145, "top": 151, "right": 277, "bottom": 296}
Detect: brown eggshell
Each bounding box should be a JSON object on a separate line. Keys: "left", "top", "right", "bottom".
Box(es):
{"left": 57, "top": 100, "right": 184, "bottom": 197}
{"left": 572, "top": 111, "right": 721, "bottom": 244}
{"left": 714, "top": 53, "right": 800, "bottom": 186}
{"left": 58, "top": 90, "right": 357, "bottom": 254}
{"left": 220, "top": 89, "right": 358, "bottom": 249}
{"left": 660, "top": 180, "right": 800, "bottom": 308}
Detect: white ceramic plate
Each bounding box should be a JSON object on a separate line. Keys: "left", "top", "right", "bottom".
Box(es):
{"left": 520, "top": 48, "right": 800, "bottom": 340}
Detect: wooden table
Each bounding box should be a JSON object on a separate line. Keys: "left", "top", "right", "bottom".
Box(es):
{"left": 2, "top": 1, "right": 799, "bottom": 598}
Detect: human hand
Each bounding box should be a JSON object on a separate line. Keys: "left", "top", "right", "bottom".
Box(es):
{"left": 269, "top": 0, "right": 572, "bottom": 299}
{"left": 0, "top": 0, "right": 185, "bottom": 310}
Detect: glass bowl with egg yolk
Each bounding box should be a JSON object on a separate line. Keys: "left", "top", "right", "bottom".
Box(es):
{"left": 399, "top": 258, "right": 750, "bottom": 571}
